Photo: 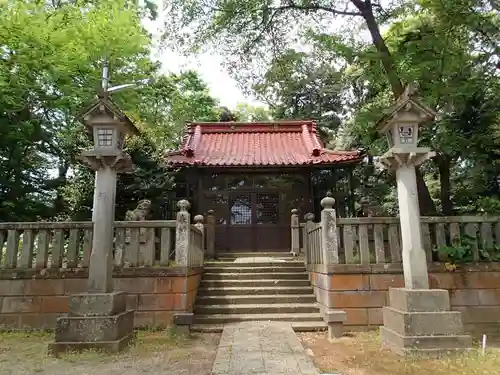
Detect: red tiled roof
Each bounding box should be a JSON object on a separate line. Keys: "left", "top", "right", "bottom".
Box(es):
{"left": 165, "top": 121, "right": 362, "bottom": 167}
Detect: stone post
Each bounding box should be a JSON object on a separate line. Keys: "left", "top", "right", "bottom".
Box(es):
{"left": 376, "top": 87, "right": 471, "bottom": 355}
{"left": 88, "top": 166, "right": 116, "bottom": 293}
{"left": 205, "top": 209, "right": 216, "bottom": 259}
{"left": 303, "top": 213, "right": 315, "bottom": 266}
{"left": 396, "top": 162, "right": 429, "bottom": 289}
{"left": 290, "top": 209, "right": 300, "bottom": 255}
{"left": 49, "top": 95, "right": 139, "bottom": 356}
{"left": 194, "top": 214, "right": 205, "bottom": 266}
{"left": 316, "top": 195, "right": 346, "bottom": 340}
{"left": 175, "top": 200, "right": 191, "bottom": 267}
{"left": 320, "top": 192, "right": 339, "bottom": 265}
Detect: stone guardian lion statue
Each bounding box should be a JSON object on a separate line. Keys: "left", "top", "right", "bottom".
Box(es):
{"left": 124, "top": 199, "right": 152, "bottom": 244}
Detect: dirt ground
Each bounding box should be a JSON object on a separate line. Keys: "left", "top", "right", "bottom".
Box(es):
{"left": 298, "top": 330, "right": 500, "bottom": 375}
{"left": 0, "top": 330, "right": 220, "bottom": 375}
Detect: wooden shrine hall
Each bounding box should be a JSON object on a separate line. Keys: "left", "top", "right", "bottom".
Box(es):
{"left": 165, "top": 121, "right": 363, "bottom": 252}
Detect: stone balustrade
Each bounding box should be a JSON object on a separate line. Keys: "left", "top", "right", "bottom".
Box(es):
{"left": 295, "top": 213, "right": 500, "bottom": 265}
{"left": 0, "top": 201, "right": 205, "bottom": 270}
{"left": 292, "top": 203, "right": 500, "bottom": 338}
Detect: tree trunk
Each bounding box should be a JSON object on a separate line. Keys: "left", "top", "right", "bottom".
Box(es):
{"left": 353, "top": 0, "right": 438, "bottom": 215}
{"left": 415, "top": 167, "right": 437, "bottom": 216}
{"left": 52, "top": 163, "right": 69, "bottom": 215}
{"left": 359, "top": 4, "right": 404, "bottom": 98}
{"left": 435, "top": 153, "right": 453, "bottom": 215}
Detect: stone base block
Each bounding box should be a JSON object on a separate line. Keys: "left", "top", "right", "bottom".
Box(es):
{"left": 173, "top": 312, "right": 193, "bottom": 333}
{"left": 55, "top": 310, "right": 134, "bottom": 342}
{"left": 48, "top": 331, "right": 136, "bottom": 357}
{"left": 381, "top": 327, "right": 472, "bottom": 357}
{"left": 383, "top": 307, "right": 464, "bottom": 336}
{"left": 320, "top": 307, "right": 347, "bottom": 341}
{"left": 69, "top": 292, "right": 126, "bottom": 317}
{"left": 389, "top": 288, "right": 450, "bottom": 312}
{"left": 327, "top": 323, "right": 343, "bottom": 341}
{"left": 382, "top": 288, "right": 472, "bottom": 356}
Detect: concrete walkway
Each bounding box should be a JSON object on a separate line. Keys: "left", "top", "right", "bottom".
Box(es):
{"left": 211, "top": 321, "right": 319, "bottom": 375}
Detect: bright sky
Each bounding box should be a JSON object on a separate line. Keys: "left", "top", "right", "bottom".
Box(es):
{"left": 144, "top": 14, "right": 263, "bottom": 109}
{"left": 154, "top": 48, "right": 259, "bottom": 108}
{"left": 142, "top": 2, "right": 383, "bottom": 110}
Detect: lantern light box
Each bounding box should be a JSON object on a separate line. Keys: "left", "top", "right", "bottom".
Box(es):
{"left": 377, "top": 85, "right": 434, "bottom": 151}
{"left": 78, "top": 101, "right": 139, "bottom": 153}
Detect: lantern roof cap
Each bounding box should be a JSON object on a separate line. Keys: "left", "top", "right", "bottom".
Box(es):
{"left": 76, "top": 93, "right": 140, "bottom": 136}
{"left": 376, "top": 83, "right": 436, "bottom": 135}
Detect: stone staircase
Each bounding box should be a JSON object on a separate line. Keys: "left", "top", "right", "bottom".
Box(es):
{"left": 191, "top": 253, "right": 327, "bottom": 332}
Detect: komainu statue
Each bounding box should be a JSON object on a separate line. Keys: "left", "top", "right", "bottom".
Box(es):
{"left": 125, "top": 199, "right": 152, "bottom": 222}
{"left": 124, "top": 199, "right": 152, "bottom": 244}
{"left": 116, "top": 199, "right": 153, "bottom": 267}
{"left": 358, "top": 197, "right": 387, "bottom": 217}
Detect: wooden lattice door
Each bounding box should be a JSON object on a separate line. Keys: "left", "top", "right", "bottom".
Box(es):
{"left": 254, "top": 192, "right": 288, "bottom": 250}
{"left": 227, "top": 192, "right": 254, "bottom": 251}
{"left": 225, "top": 191, "right": 288, "bottom": 252}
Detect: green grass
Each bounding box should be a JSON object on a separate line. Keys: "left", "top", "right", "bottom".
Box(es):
{"left": 299, "top": 330, "right": 500, "bottom": 375}
{"left": 0, "top": 329, "right": 220, "bottom": 375}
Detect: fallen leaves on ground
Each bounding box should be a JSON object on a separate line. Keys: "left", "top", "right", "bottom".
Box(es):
{"left": 298, "top": 330, "right": 500, "bottom": 375}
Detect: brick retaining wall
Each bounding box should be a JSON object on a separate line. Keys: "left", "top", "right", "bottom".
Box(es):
{"left": 0, "top": 267, "right": 203, "bottom": 330}
{"left": 308, "top": 263, "right": 500, "bottom": 332}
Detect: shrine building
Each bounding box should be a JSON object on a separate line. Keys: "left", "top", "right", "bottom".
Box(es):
{"left": 165, "top": 121, "right": 362, "bottom": 252}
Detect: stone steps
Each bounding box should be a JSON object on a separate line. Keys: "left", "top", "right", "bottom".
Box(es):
{"left": 200, "top": 279, "right": 311, "bottom": 287}
{"left": 202, "top": 272, "right": 309, "bottom": 280}
{"left": 193, "top": 312, "right": 325, "bottom": 325}
{"left": 191, "top": 320, "right": 327, "bottom": 333}
{"left": 205, "top": 261, "right": 305, "bottom": 268}
{"left": 193, "top": 255, "right": 324, "bottom": 332}
{"left": 215, "top": 252, "right": 298, "bottom": 260}
{"left": 197, "top": 286, "right": 314, "bottom": 296}
{"left": 204, "top": 266, "right": 306, "bottom": 273}
{"left": 196, "top": 294, "right": 317, "bottom": 305}
{"left": 195, "top": 302, "right": 319, "bottom": 314}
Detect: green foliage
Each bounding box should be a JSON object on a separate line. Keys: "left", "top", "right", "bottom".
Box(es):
{"left": 62, "top": 69, "right": 222, "bottom": 221}
{"left": 252, "top": 48, "right": 345, "bottom": 137}
{"left": 2, "top": 0, "right": 500, "bottom": 223}
{"left": 436, "top": 235, "right": 500, "bottom": 265}
{"left": 128, "top": 72, "right": 221, "bottom": 150}
{"left": 0, "top": 0, "right": 153, "bottom": 221}
{"left": 162, "top": 0, "right": 500, "bottom": 217}
{"left": 233, "top": 103, "right": 272, "bottom": 122}
{"left": 0, "top": 0, "right": 221, "bottom": 222}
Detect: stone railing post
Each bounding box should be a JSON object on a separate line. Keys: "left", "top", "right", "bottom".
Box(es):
{"left": 320, "top": 191, "right": 339, "bottom": 265}
{"left": 206, "top": 209, "right": 216, "bottom": 259}
{"left": 194, "top": 214, "right": 205, "bottom": 266}
{"left": 303, "top": 213, "right": 315, "bottom": 266}
{"left": 175, "top": 200, "right": 191, "bottom": 266}
{"left": 290, "top": 209, "right": 300, "bottom": 254}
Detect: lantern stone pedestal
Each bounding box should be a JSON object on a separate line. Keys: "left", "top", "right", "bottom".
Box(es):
{"left": 48, "top": 292, "right": 135, "bottom": 356}
{"left": 376, "top": 86, "right": 471, "bottom": 356}
{"left": 49, "top": 97, "right": 139, "bottom": 356}
{"left": 380, "top": 289, "right": 471, "bottom": 356}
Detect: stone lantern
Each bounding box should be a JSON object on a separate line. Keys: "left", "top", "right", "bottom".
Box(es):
{"left": 377, "top": 84, "right": 436, "bottom": 289}
{"left": 77, "top": 95, "right": 139, "bottom": 293}
{"left": 78, "top": 96, "right": 138, "bottom": 173}
{"left": 377, "top": 85, "right": 436, "bottom": 172}
{"left": 49, "top": 94, "right": 139, "bottom": 356}
{"left": 377, "top": 84, "right": 471, "bottom": 356}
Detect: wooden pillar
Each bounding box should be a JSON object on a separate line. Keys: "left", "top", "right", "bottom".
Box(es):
{"left": 303, "top": 213, "right": 315, "bottom": 266}
{"left": 348, "top": 167, "right": 355, "bottom": 217}
{"left": 194, "top": 214, "right": 205, "bottom": 266}
{"left": 290, "top": 209, "right": 300, "bottom": 254}
{"left": 206, "top": 209, "right": 216, "bottom": 259}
